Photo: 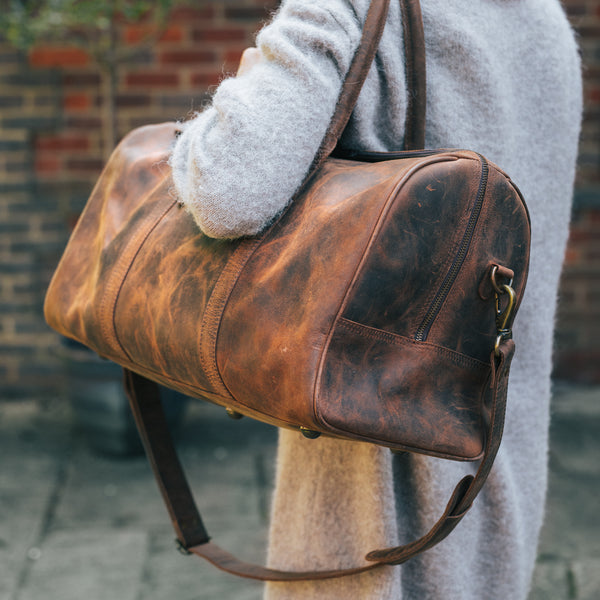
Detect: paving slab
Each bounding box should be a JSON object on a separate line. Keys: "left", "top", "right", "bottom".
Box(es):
{"left": 570, "top": 558, "right": 600, "bottom": 600}
{"left": 1, "top": 382, "right": 599, "bottom": 600}
{"left": 0, "top": 397, "right": 274, "bottom": 600}
{"left": 529, "top": 559, "right": 572, "bottom": 600}
{"left": 17, "top": 529, "right": 147, "bottom": 600}
{"left": 531, "top": 383, "right": 600, "bottom": 599}
{"left": 0, "top": 401, "right": 70, "bottom": 600}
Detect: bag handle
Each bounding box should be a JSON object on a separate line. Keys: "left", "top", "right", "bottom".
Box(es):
{"left": 124, "top": 340, "right": 514, "bottom": 581}
{"left": 399, "top": 0, "right": 427, "bottom": 149}
{"left": 313, "top": 0, "right": 426, "bottom": 172}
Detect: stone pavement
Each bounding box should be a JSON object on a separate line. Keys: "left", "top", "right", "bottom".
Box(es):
{"left": 1, "top": 382, "right": 598, "bottom": 600}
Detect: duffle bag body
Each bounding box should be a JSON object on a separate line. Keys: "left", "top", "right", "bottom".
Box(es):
{"left": 43, "top": 0, "right": 531, "bottom": 580}
{"left": 44, "top": 126, "right": 529, "bottom": 461}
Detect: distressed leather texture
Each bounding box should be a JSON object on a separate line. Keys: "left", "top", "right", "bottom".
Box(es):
{"left": 42, "top": 0, "right": 533, "bottom": 578}
{"left": 44, "top": 130, "right": 530, "bottom": 460}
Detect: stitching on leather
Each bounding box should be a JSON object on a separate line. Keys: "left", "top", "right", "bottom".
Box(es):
{"left": 99, "top": 196, "right": 177, "bottom": 361}
{"left": 338, "top": 317, "right": 489, "bottom": 370}
{"left": 313, "top": 155, "right": 461, "bottom": 426}
{"left": 117, "top": 356, "right": 305, "bottom": 430}
{"left": 199, "top": 236, "right": 264, "bottom": 399}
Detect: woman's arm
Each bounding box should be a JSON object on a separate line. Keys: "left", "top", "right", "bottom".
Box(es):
{"left": 168, "top": 0, "right": 364, "bottom": 239}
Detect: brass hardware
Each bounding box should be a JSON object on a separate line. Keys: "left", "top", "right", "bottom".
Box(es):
{"left": 490, "top": 265, "right": 513, "bottom": 294}
{"left": 495, "top": 284, "right": 516, "bottom": 331}
{"left": 299, "top": 427, "right": 321, "bottom": 439}
{"left": 390, "top": 448, "right": 409, "bottom": 456}
{"left": 174, "top": 539, "right": 191, "bottom": 556}
{"left": 494, "top": 282, "right": 517, "bottom": 356}
{"left": 225, "top": 408, "right": 244, "bottom": 420}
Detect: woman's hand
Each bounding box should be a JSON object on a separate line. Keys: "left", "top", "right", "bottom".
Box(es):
{"left": 237, "top": 47, "right": 262, "bottom": 76}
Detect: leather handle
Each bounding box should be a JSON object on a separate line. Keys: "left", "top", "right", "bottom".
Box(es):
{"left": 399, "top": 0, "right": 427, "bottom": 150}
{"left": 315, "top": 0, "right": 392, "bottom": 165}
{"left": 123, "top": 340, "right": 514, "bottom": 581}
{"left": 313, "top": 0, "right": 426, "bottom": 174}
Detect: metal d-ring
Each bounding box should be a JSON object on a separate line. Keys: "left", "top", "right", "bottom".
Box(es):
{"left": 490, "top": 265, "right": 514, "bottom": 295}
{"left": 494, "top": 282, "right": 517, "bottom": 356}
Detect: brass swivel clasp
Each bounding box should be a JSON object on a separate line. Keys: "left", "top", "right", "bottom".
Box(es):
{"left": 491, "top": 266, "right": 517, "bottom": 356}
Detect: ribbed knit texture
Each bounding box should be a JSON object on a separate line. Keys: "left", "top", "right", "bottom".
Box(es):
{"left": 169, "top": 0, "right": 582, "bottom": 598}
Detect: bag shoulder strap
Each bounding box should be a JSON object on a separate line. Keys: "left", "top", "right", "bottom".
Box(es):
{"left": 313, "top": 0, "right": 426, "bottom": 170}
{"left": 400, "top": 0, "right": 426, "bottom": 149}
{"left": 124, "top": 341, "right": 514, "bottom": 581}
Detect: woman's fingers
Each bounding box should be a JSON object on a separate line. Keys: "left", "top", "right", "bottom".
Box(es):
{"left": 237, "top": 47, "right": 262, "bottom": 76}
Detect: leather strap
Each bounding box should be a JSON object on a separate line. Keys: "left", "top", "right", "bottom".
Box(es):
{"left": 124, "top": 340, "right": 513, "bottom": 580}
{"left": 316, "top": 0, "right": 391, "bottom": 164}
{"left": 312, "top": 0, "right": 426, "bottom": 173}
{"left": 123, "top": 372, "right": 210, "bottom": 549}
{"left": 399, "top": 0, "right": 427, "bottom": 150}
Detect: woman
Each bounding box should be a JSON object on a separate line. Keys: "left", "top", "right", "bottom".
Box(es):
{"left": 169, "top": 0, "right": 582, "bottom": 597}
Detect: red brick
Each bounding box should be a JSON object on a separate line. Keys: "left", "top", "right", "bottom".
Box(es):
{"left": 36, "top": 135, "right": 90, "bottom": 152}
{"left": 191, "top": 72, "right": 224, "bottom": 88}
{"left": 589, "top": 86, "right": 600, "bottom": 104}
{"left": 576, "top": 24, "right": 600, "bottom": 37}
{"left": 563, "top": 246, "right": 580, "bottom": 265}
{"left": 126, "top": 72, "right": 180, "bottom": 87}
{"left": 169, "top": 6, "right": 215, "bottom": 22}
{"left": 192, "top": 28, "right": 247, "bottom": 43}
{"left": 62, "top": 72, "right": 102, "bottom": 86}
{"left": 66, "top": 158, "right": 105, "bottom": 173}
{"left": 257, "top": 0, "right": 280, "bottom": 8}
{"left": 225, "top": 7, "right": 271, "bottom": 21}
{"left": 553, "top": 350, "right": 600, "bottom": 384}
{"left": 224, "top": 49, "right": 245, "bottom": 66}
{"left": 588, "top": 209, "right": 600, "bottom": 223}
{"left": 29, "top": 46, "right": 90, "bottom": 68}
{"left": 35, "top": 156, "right": 61, "bottom": 175}
{"left": 63, "top": 93, "right": 91, "bottom": 111}
{"left": 65, "top": 116, "right": 103, "bottom": 130}
{"left": 159, "top": 50, "right": 216, "bottom": 65}
{"left": 124, "top": 24, "right": 183, "bottom": 45}
{"left": 67, "top": 214, "right": 80, "bottom": 231}
{"left": 115, "top": 94, "right": 152, "bottom": 108}
{"left": 563, "top": 3, "right": 588, "bottom": 17}
{"left": 569, "top": 228, "right": 597, "bottom": 242}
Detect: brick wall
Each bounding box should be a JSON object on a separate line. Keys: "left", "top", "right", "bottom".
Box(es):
{"left": 0, "top": 0, "right": 280, "bottom": 399}
{"left": 0, "top": 0, "right": 598, "bottom": 400}
{"left": 0, "top": 46, "right": 64, "bottom": 399}
{"left": 555, "top": 0, "right": 600, "bottom": 382}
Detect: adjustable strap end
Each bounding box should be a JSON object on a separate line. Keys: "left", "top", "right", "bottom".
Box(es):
{"left": 175, "top": 538, "right": 193, "bottom": 556}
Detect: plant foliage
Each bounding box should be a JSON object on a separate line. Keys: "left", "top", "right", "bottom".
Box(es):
{"left": 0, "top": 0, "right": 184, "bottom": 50}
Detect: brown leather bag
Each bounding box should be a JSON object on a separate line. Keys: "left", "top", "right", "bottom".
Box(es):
{"left": 44, "top": 0, "right": 531, "bottom": 581}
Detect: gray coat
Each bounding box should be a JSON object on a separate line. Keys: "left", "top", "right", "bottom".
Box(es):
{"left": 169, "top": 0, "right": 582, "bottom": 597}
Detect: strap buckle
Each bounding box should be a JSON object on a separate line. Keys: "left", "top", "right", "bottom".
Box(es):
{"left": 175, "top": 539, "right": 192, "bottom": 556}
{"left": 491, "top": 267, "right": 517, "bottom": 356}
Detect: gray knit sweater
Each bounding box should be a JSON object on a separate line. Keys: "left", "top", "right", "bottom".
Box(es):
{"left": 169, "top": 0, "right": 582, "bottom": 598}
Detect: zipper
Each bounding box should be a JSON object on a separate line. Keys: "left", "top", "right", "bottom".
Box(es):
{"left": 414, "top": 155, "right": 489, "bottom": 342}
{"left": 332, "top": 148, "right": 441, "bottom": 162}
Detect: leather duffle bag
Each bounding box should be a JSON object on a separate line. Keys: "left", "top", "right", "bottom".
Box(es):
{"left": 44, "top": 0, "right": 531, "bottom": 581}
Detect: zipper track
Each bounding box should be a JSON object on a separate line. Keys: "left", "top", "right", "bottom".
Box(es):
{"left": 414, "top": 155, "right": 489, "bottom": 342}
{"left": 332, "top": 148, "right": 440, "bottom": 162}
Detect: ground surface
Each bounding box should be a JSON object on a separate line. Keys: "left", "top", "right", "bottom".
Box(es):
{"left": 1, "top": 382, "right": 598, "bottom": 600}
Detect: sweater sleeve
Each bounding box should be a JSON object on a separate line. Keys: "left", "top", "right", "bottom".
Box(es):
{"left": 168, "top": 0, "right": 364, "bottom": 239}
